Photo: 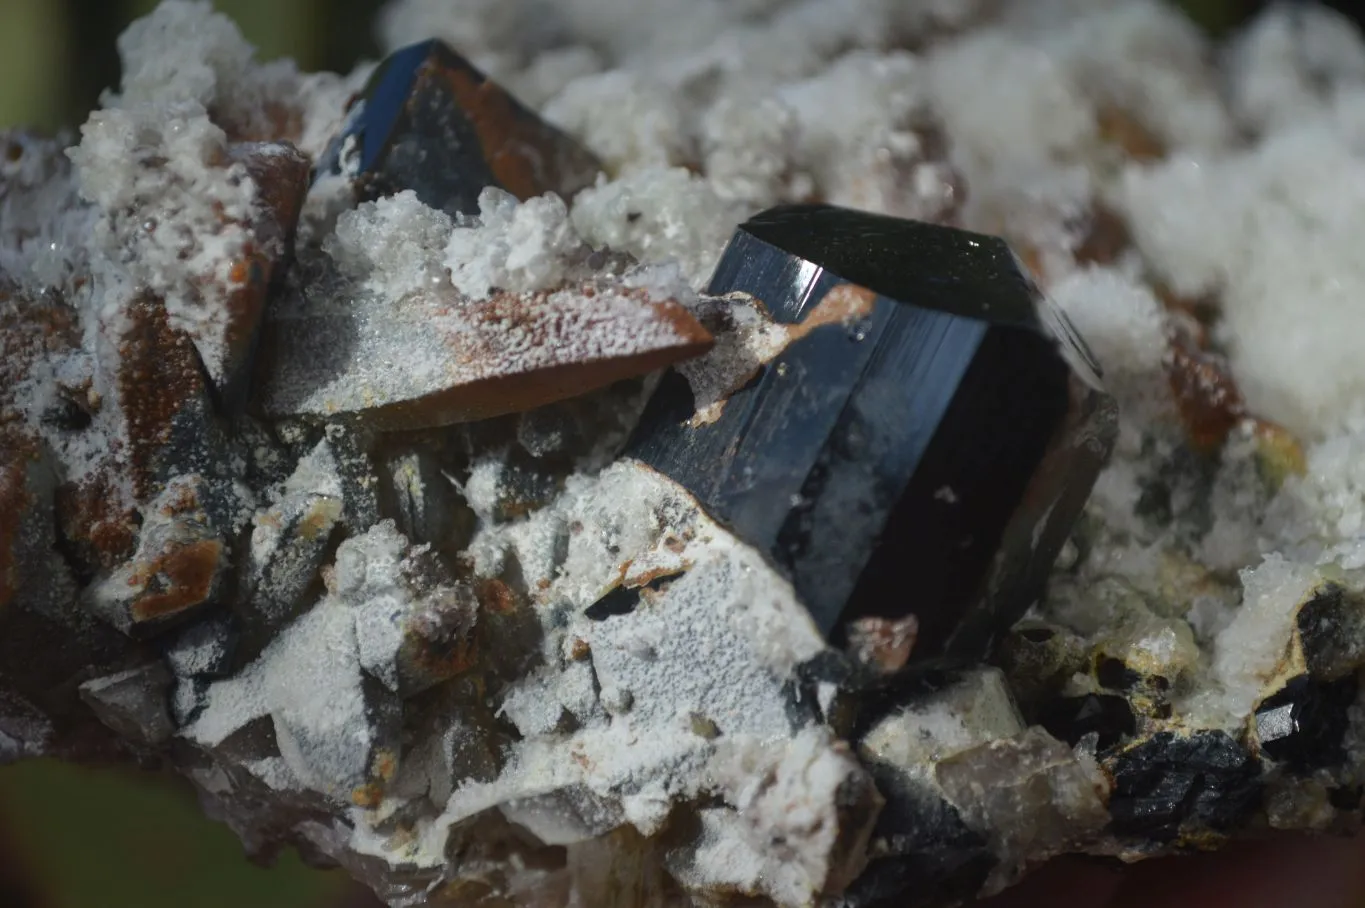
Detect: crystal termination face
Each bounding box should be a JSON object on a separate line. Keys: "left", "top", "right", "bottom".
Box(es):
{"left": 629, "top": 205, "right": 1118, "bottom": 670}
{"left": 320, "top": 39, "right": 603, "bottom": 216}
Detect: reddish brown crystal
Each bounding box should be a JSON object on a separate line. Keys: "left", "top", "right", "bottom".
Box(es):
{"left": 400, "top": 604, "right": 479, "bottom": 695}
{"left": 261, "top": 283, "right": 713, "bottom": 431}
{"left": 215, "top": 142, "right": 311, "bottom": 402}
{"left": 0, "top": 431, "right": 38, "bottom": 611}
{"left": 1073, "top": 205, "right": 1132, "bottom": 266}
{"left": 432, "top": 58, "right": 601, "bottom": 203}
{"left": 475, "top": 578, "right": 520, "bottom": 616}
{"left": 1097, "top": 106, "right": 1166, "bottom": 162}
{"left": 383, "top": 289, "right": 712, "bottom": 429}
{"left": 127, "top": 538, "right": 226, "bottom": 625}
{"left": 54, "top": 472, "right": 138, "bottom": 575}
{"left": 116, "top": 296, "right": 211, "bottom": 499}
{"left": 0, "top": 282, "right": 80, "bottom": 418}
{"left": 1164, "top": 329, "right": 1246, "bottom": 455}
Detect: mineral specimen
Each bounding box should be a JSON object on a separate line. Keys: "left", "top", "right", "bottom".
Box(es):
{"left": 10, "top": 1, "right": 1365, "bottom": 907}
{"left": 630, "top": 204, "right": 1118, "bottom": 670}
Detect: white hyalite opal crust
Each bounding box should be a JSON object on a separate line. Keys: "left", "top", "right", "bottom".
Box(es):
{"left": 9, "top": 1, "right": 1365, "bottom": 906}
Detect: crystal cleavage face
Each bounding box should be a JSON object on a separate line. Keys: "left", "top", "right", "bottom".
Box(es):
{"left": 629, "top": 205, "right": 1118, "bottom": 671}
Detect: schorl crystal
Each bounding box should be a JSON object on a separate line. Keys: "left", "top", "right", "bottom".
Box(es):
{"left": 1037, "top": 693, "right": 1136, "bottom": 752}
{"left": 1107, "top": 731, "right": 1262, "bottom": 841}
{"left": 628, "top": 205, "right": 1117, "bottom": 671}
{"left": 1254, "top": 675, "right": 1358, "bottom": 772}
{"left": 845, "top": 786, "right": 995, "bottom": 908}
{"left": 320, "top": 39, "right": 602, "bottom": 216}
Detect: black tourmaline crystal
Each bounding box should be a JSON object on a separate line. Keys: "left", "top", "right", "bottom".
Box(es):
{"left": 1037, "top": 693, "right": 1137, "bottom": 751}
{"left": 1254, "top": 675, "right": 1358, "bottom": 772}
{"left": 1107, "top": 731, "right": 1262, "bottom": 841}
{"left": 629, "top": 205, "right": 1117, "bottom": 670}
{"left": 318, "top": 39, "right": 601, "bottom": 216}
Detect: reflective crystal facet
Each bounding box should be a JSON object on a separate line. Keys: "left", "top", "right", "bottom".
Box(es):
{"left": 1107, "top": 731, "right": 1262, "bottom": 841}
{"left": 1255, "top": 676, "right": 1358, "bottom": 771}
{"left": 320, "top": 39, "right": 602, "bottom": 216}
{"left": 629, "top": 205, "right": 1117, "bottom": 670}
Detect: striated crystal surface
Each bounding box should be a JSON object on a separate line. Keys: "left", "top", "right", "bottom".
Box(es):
{"left": 630, "top": 204, "right": 1117, "bottom": 670}
{"left": 1108, "top": 731, "right": 1263, "bottom": 842}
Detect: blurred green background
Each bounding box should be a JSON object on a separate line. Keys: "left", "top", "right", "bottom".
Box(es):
{"left": 0, "top": 0, "right": 1352, "bottom": 905}
{"left": 0, "top": 0, "right": 390, "bottom": 133}
{"left": 0, "top": 761, "right": 377, "bottom": 908}
{"left": 0, "top": 0, "right": 1346, "bottom": 133}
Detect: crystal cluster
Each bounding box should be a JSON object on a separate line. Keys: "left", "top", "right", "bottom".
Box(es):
{"left": 8, "top": 2, "right": 1365, "bottom": 907}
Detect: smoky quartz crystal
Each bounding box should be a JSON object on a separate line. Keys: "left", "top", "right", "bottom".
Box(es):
{"left": 629, "top": 205, "right": 1118, "bottom": 670}
{"left": 318, "top": 39, "right": 602, "bottom": 215}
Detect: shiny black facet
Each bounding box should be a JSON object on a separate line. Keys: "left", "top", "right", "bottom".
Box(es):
{"left": 1255, "top": 675, "right": 1357, "bottom": 772}
{"left": 629, "top": 205, "right": 1116, "bottom": 670}
{"left": 1107, "top": 731, "right": 1262, "bottom": 841}
{"left": 1038, "top": 693, "right": 1136, "bottom": 751}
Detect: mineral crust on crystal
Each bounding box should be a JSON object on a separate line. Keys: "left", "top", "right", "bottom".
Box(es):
{"left": 11, "top": 1, "right": 1365, "bottom": 907}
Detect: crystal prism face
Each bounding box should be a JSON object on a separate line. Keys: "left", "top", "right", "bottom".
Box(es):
{"left": 319, "top": 39, "right": 602, "bottom": 216}
{"left": 1254, "top": 676, "right": 1357, "bottom": 771}
{"left": 629, "top": 204, "right": 1117, "bottom": 671}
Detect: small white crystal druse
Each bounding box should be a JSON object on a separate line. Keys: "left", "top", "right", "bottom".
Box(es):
{"left": 8, "top": 1, "right": 1365, "bottom": 906}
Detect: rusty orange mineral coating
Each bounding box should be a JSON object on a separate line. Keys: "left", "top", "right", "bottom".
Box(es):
{"left": 296, "top": 498, "right": 340, "bottom": 542}
{"left": 351, "top": 784, "right": 385, "bottom": 809}
{"left": 220, "top": 144, "right": 310, "bottom": 375}
{"left": 684, "top": 282, "right": 874, "bottom": 427}
{"left": 128, "top": 538, "right": 224, "bottom": 623}
{"left": 407, "top": 634, "right": 477, "bottom": 687}
{"left": 1097, "top": 105, "right": 1166, "bottom": 162}
{"left": 427, "top": 57, "right": 601, "bottom": 201}
{"left": 475, "top": 578, "right": 519, "bottom": 615}
{"left": 362, "top": 289, "right": 713, "bottom": 431}
{"left": 227, "top": 258, "right": 252, "bottom": 285}
{"left": 0, "top": 284, "right": 80, "bottom": 416}
{"left": 1165, "top": 329, "right": 1246, "bottom": 454}
{"left": 847, "top": 614, "right": 920, "bottom": 675}
{"left": 0, "top": 289, "right": 139, "bottom": 578}
{"left": 791, "top": 283, "right": 877, "bottom": 339}
{"left": 117, "top": 297, "right": 208, "bottom": 499}
{"left": 55, "top": 473, "right": 138, "bottom": 571}
{"left": 221, "top": 254, "right": 270, "bottom": 352}
{"left": 351, "top": 749, "right": 401, "bottom": 807}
